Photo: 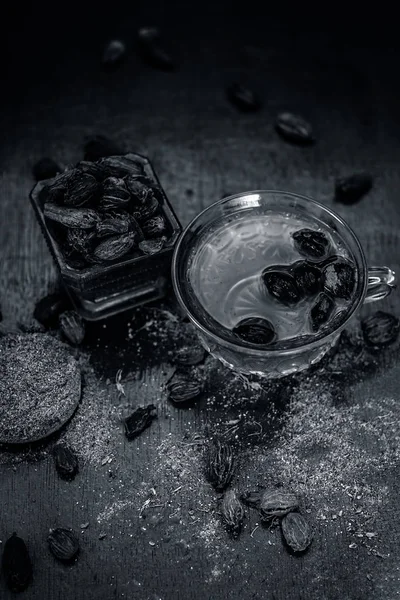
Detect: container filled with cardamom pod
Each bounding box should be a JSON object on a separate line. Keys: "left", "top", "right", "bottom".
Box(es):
{"left": 30, "top": 153, "right": 181, "bottom": 319}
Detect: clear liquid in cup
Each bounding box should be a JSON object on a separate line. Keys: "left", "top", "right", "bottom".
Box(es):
{"left": 189, "top": 211, "right": 357, "bottom": 346}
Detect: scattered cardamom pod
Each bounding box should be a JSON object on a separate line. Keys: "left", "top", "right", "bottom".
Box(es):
{"left": 361, "top": 311, "right": 400, "bottom": 348}
{"left": 137, "top": 27, "right": 174, "bottom": 71}
{"left": 221, "top": 489, "right": 245, "bottom": 538}
{"left": 259, "top": 489, "right": 299, "bottom": 521}
{"left": 59, "top": 310, "right": 86, "bottom": 345}
{"left": 2, "top": 533, "right": 32, "bottom": 592}
{"left": 33, "top": 157, "right": 61, "bottom": 181}
{"left": 98, "top": 156, "right": 144, "bottom": 178}
{"left": 173, "top": 344, "right": 206, "bottom": 366}
{"left": 335, "top": 173, "right": 373, "bottom": 205}
{"left": 226, "top": 83, "right": 261, "bottom": 112}
{"left": 205, "top": 440, "right": 235, "bottom": 492}
{"left": 64, "top": 171, "right": 99, "bottom": 206}
{"left": 240, "top": 489, "right": 263, "bottom": 509}
{"left": 275, "top": 112, "right": 314, "bottom": 145}
{"left": 83, "top": 135, "right": 124, "bottom": 161}
{"left": 48, "top": 528, "right": 79, "bottom": 562}
{"left": 167, "top": 375, "right": 203, "bottom": 403}
{"left": 44, "top": 204, "right": 101, "bottom": 229}
{"left": 33, "top": 291, "right": 69, "bottom": 328}
{"left": 141, "top": 215, "right": 167, "bottom": 238}
{"left": 139, "top": 237, "right": 166, "bottom": 255}
{"left": 92, "top": 231, "right": 138, "bottom": 262}
{"left": 281, "top": 512, "right": 313, "bottom": 553}
{"left": 52, "top": 444, "right": 79, "bottom": 480}
{"left": 124, "top": 404, "right": 157, "bottom": 440}
{"left": 102, "top": 39, "right": 126, "bottom": 67}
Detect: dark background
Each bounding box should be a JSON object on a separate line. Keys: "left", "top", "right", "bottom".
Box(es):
{"left": 1, "top": 2, "right": 400, "bottom": 600}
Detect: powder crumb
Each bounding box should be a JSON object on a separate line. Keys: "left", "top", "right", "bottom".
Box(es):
{"left": 59, "top": 354, "right": 120, "bottom": 466}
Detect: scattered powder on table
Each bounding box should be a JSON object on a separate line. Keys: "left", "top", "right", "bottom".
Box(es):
{"left": 96, "top": 428, "right": 236, "bottom": 576}
{"left": 234, "top": 360, "right": 400, "bottom": 555}
{"left": 2, "top": 308, "right": 400, "bottom": 569}
{"left": 59, "top": 356, "right": 121, "bottom": 467}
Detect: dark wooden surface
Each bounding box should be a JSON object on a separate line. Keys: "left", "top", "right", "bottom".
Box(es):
{"left": 1, "top": 4, "right": 400, "bottom": 599}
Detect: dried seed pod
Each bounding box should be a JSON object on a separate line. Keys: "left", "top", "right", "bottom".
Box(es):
{"left": 44, "top": 203, "right": 101, "bottom": 229}
{"left": 141, "top": 215, "right": 167, "bottom": 238}
{"left": 100, "top": 176, "right": 130, "bottom": 210}
{"left": 232, "top": 317, "right": 276, "bottom": 345}
{"left": 281, "top": 512, "right": 313, "bottom": 553}
{"left": 64, "top": 171, "right": 98, "bottom": 206}
{"left": 92, "top": 231, "right": 138, "bottom": 262}
{"left": 173, "top": 344, "right": 206, "bottom": 366}
{"left": 226, "top": 83, "right": 261, "bottom": 112}
{"left": 259, "top": 489, "right": 299, "bottom": 520}
{"left": 40, "top": 170, "right": 74, "bottom": 203}
{"left": 65, "top": 256, "right": 88, "bottom": 270}
{"left": 167, "top": 375, "right": 203, "bottom": 403}
{"left": 292, "top": 228, "right": 330, "bottom": 260}
{"left": 48, "top": 528, "right": 79, "bottom": 562}
{"left": 292, "top": 261, "right": 322, "bottom": 296}
{"left": 49, "top": 170, "right": 75, "bottom": 186}
{"left": 309, "top": 292, "right": 335, "bottom": 332}
{"left": 262, "top": 269, "right": 303, "bottom": 306}
{"left": 275, "top": 112, "right": 314, "bottom": 145}
{"left": 221, "top": 489, "right": 245, "bottom": 538}
{"left": 98, "top": 155, "right": 144, "bottom": 178}
{"left": 138, "top": 237, "right": 166, "bottom": 255}
{"left": 137, "top": 27, "right": 174, "bottom": 71}
{"left": 96, "top": 213, "right": 131, "bottom": 237}
{"left": 33, "top": 292, "right": 69, "bottom": 328}
{"left": 361, "top": 311, "right": 400, "bottom": 347}
{"left": 125, "top": 177, "right": 153, "bottom": 201}
{"left": 205, "top": 440, "right": 235, "bottom": 492}
{"left": 83, "top": 135, "right": 124, "bottom": 161}
{"left": 66, "top": 228, "right": 97, "bottom": 257}
{"left": 59, "top": 311, "right": 86, "bottom": 345}
{"left": 75, "top": 160, "right": 106, "bottom": 181}
{"left": 33, "top": 157, "right": 61, "bottom": 181}
{"left": 124, "top": 404, "right": 157, "bottom": 440}
{"left": 2, "top": 533, "right": 32, "bottom": 592}
{"left": 102, "top": 39, "right": 126, "bottom": 66}
{"left": 322, "top": 257, "right": 356, "bottom": 300}
{"left": 132, "top": 195, "right": 159, "bottom": 222}
{"left": 52, "top": 445, "right": 79, "bottom": 480}
{"left": 240, "top": 489, "right": 263, "bottom": 509}
{"left": 335, "top": 173, "right": 373, "bottom": 205}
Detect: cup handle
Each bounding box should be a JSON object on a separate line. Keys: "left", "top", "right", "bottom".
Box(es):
{"left": 364, "top": 266, "right": 396, "bottom": 303}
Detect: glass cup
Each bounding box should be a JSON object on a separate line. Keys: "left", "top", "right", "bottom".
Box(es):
{"left": 172, "top": 190, "right": 396, "bottom": 378}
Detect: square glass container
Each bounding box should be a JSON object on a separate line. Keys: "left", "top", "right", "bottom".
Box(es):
{"left": 30, "top": 152, "right": 182, "bottom": 320}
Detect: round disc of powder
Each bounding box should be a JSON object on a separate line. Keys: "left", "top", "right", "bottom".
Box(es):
{"left": 0, "top": 333, "right": 81, "bottom": 444}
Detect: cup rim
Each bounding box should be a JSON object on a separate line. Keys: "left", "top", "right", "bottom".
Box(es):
{"left": 172, "top": 189, "right": 368, "bottom": 356}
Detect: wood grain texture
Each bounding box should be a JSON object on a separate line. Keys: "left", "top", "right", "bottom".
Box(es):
{"left": 1, "top": 4, "right": 400, "bottom": 599}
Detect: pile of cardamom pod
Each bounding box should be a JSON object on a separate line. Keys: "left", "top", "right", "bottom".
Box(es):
{"left": 40, "top": 155, "right": 169, "bottom": 269}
